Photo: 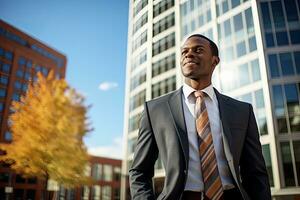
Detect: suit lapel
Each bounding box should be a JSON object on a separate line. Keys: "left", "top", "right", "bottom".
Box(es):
{"left": 214, "top": 89, "right": 233, "bottom": 150}
{"left": 214, "top": 88, "right": 240, "bottom": 185}
{"left": 167, "top": 87, "right": 189, "bottom": 167}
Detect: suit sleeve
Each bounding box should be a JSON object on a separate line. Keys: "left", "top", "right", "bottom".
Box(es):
{"left": 240, "top": 104, "right": 271, "bottom": 200}
{"left": 129, "top": 102, "right": 159, "bottom": 200}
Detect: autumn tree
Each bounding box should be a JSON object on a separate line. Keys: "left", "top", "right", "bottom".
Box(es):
{"left": 0, "top": 71, "right": 91, "bottom": 188}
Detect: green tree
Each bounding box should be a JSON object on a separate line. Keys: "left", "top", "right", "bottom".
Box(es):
{"left": 0, "top": 71, "right": 91, "bottom": 188}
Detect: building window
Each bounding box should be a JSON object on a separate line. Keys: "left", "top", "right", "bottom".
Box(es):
{"left": 0, "top": 102, "right": 4, "bottom": 112}
{"left": 26, "top": 190, "right": 35, "bottom": 200}
{"left": 0, "top": 75, "right": 8, "bottom": 86}
{"left": 92, "top": 163, "right": 102, "bottom": 181}
{"left": 271, "top": 1, "right": 286, "bottom": 29}
{"left": 152, "top": 33, "right": 175, "bottom": 56}
{"left": 12, "top": 93, "right": 20, "bottom": 101}
{"left": 114, "top": 188, "right": 121, "bottom": 200}
{"left": 81, "top": 186, "right": 90, "bottom": 200}
{"left": 268, "top": 54, "right": 280, "bottom": 78}
{"left": 272, "top": 85, "right": 287, "bottom": 133}
{"left": 285, "top": 84, "right": 300, "bottom": 132}
{"left": 0, "top": 172, "right": 9, "bottom": 183}
{"left": 279, "top": 53, "right": 295, "bottom": 76}
{"left": 113, "top": 167, "right": 121, "bottom": 181}
{"left": 131, "top": 49, "right": 147, "bottom": 72}
{"left": 102, "top": 186, "right": 111, "bottom": 200}
{"left": 128, "top": 113, "right": 141, "bottom": 133}
{"left": 280, "top": 142, "right": 296, "bottom": 186}
{"left": 14, "top": 81, "right": 22, "bottom": 90}
{"left": 276, "top": 31, "right": 289, "bottom": 46}
{"left": 92, "top": 185, "right": 100, "bottom": 200}
{"left": 66, "top": 189, "right": 75, "bottom": 200}
{"left": 153, "top": 0, "right": 174, "bottom": 18}
{"left": 132, "top": 31, "right": 147, "bottom": 52}
{"left": 130, "top": 69, "right": 146, "bottom": 91}
{"left": 1, "top": 63, "right": 11, "bottom": 74}
{"left": 0, "top": 88, "right": 6, "bottom": 98}
{"left": 152, "top": 76, "right": 176, "bottom": 99}
{"left": 133, "top": 12, "right": 148, "bottom": 35}
{"left": 238, "top": 63, "right": 249, "bottom": 86}
{"left": 4, "top": 51, "right": 13, "bottom": 61}
{"left": 293, "top": 140, "right": 300, "bottom": 183}
{"left": 16, "top": 69, "right": 24, "bottom": 79}
{"left": 231, "top": 0, "right": 240, "bottom": 8}
{"left": 272, "top": 83, "right": 300, "bottom": 134}
{"left": 262, "top": 144, "right": 274, "bottom": 186}
{"left": 129, "top": 90, "right": 146, "bottom": 111}
{"left": 18, "top": 57, "right": 26, "bottom": 66}
{"left": 152, "top": 53, "right": 176, "bottom": 77}
{"left": 133, "top": 0, "right": 148, "bottom": 17}
{"left": 24, "top": 72, "right": 31, "bottom": 81}
{"left": 103, "top": 165, "right": 112, "bottom": 181}
{"left": 153, "top": 13, "right": 175, "bottom": 36}
{"left": 16, "top": 174, "right": 26, "bottom": 183}
{"left": 265, "top": 33, "right": 275, "bottom": 47}
{"left": 290, "top": 29, "right": 300, "bottom": 44}
{"left": 248, "top": 36, "right": 257, "bottom": 52}
{"left": 26, "top": 60, "right": 32, "bottom": 68}
{"left": 251, "top": 59, "right": 261, "bottom": 82}
{"left": 255, "top": 89, "right": 265, "bottom": 109}
{"left": 268, "top": 51, "right": 299, "bottom": 77}
{"left": 233, "top": 13, "right": 244, "bottom": 39}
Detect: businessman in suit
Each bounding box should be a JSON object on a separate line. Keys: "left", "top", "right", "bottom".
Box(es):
{"left": 129, "top": 34, "right": 271, "bottom": 200}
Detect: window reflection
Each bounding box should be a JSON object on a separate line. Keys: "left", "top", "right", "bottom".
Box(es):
{"left": 262, "top": 144, "right": 274, "bottom": 186}
{"left": 280, "top": 142, "right": 296, "bottom": 186}
{"left": 293, "top": 141, "right": 300, "bottom": 183}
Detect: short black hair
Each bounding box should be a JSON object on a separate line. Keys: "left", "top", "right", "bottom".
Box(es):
{"left": 186, "top": 34, "right": 219, "bottom": 57}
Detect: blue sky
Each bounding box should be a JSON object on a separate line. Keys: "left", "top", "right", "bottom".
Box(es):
{"left": 0, "top": 0, "right": 129, "bottom": 158}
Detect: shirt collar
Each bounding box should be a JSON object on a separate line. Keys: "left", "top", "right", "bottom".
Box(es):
{"left": 182, "top": 83, "right": 215, "bottom": 102}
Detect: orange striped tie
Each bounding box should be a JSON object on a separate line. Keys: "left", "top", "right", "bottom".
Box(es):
{"left": 194, "top": 91, "right": 223, "bottom": 200}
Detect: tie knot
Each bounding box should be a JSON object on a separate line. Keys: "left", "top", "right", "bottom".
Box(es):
{"left": 194, "top": 90, "right": 205, "bottom": 98}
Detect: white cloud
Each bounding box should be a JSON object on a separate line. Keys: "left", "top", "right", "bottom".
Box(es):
{"left": 88, "top": 136, "right": 123, "bottom": 159}
{"left": 98, "top": 82, "right": 118, "bottom": 91}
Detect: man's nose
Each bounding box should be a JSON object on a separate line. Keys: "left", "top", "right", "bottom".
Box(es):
{"left": 185, "top": 49, "right": 194, "bottom": 58}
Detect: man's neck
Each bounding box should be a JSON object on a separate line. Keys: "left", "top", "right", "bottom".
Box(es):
{"left": 185, "top": 78, "right": 211, "bottom": 90}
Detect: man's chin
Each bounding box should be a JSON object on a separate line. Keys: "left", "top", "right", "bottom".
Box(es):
{"left": 182, "top": 72, "right": 198, "bottom": 79}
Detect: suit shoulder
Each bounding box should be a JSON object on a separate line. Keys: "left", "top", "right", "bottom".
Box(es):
{"left": 146, "top": 89, "right": 179, "bottom": 108}
{"left": 220, "top": 93, "right": 252, "bottom": 109}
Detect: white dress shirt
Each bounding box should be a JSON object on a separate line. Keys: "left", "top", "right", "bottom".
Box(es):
{"left": 182, "top": 83, "right": 235, "bottom": 191}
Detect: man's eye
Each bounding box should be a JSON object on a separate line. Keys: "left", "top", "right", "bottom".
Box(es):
{"left": 181, "top": 51, "right": 187, "bottom": 55}
{"left": 195, "top": 48, "right": 202, "bottom": 53}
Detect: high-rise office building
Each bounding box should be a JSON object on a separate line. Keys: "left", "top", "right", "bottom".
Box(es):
{"left": 121, "top": 0, "right": 180, "bottom": 199}
{"left": 123, "top": 0, "right": 300, "bottom": 199}
{"left": 0, "top": 19, "right": 66, "bottom": 199}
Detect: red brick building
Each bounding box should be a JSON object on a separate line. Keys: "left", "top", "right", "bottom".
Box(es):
{"left": 0, "top": 20, "right": 123, "bottom": 200}
{"left": 59, "top": 156, "right": 122, "bottom": 200}
{"left": 0, "top": 19, "right": 66, "bottom": 199}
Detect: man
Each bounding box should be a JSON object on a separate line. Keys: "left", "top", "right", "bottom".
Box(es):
{"left": 129, "top": 34, "right": 271, "bottom": 200}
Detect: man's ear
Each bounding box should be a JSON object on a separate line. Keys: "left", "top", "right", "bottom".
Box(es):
{"left": 212, "top": 56, "right": 220, "bottom": 68}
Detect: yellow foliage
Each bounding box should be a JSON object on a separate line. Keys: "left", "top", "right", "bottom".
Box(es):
{"left": 0, "top": 71, "right": 92, "bottom": 188}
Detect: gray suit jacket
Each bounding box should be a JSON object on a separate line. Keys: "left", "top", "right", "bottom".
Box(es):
{"left": 129, "top": 87, "right": 271, "bottom": 200}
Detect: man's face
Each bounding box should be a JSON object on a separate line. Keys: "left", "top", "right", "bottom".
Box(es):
{"left": 180, "top": 36, "right": 218, "bottom": 81}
